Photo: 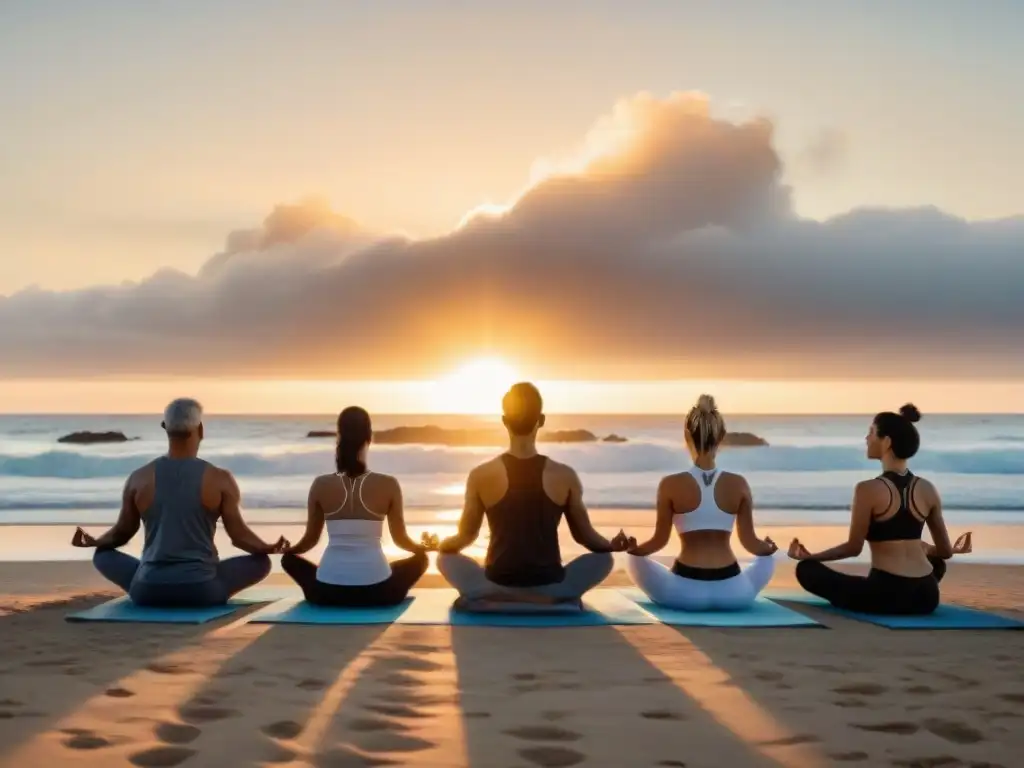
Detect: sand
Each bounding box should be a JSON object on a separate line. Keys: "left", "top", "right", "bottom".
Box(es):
{"left": 2, "top": 561, "right": 1023, "bottom": 767}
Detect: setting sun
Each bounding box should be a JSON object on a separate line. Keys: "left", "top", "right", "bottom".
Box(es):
{"left": 430, "top": 357, "right": 520, "bottom": 414}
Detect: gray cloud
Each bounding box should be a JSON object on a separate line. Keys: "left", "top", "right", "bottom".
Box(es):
{"left": 1, "top": 92, "right": 1022, "bottom": 380}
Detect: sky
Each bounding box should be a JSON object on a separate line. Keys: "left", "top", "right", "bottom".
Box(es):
{"left": 1, "top": 1, "right": 1022, "bottom": 413}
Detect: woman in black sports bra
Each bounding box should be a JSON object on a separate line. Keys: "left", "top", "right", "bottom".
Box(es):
{"left": 787, "top": 404, "right": 971, "bottom": 615}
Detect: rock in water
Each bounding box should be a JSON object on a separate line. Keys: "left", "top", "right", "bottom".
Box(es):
{"left": 305, "top": 425, "right": 600, "bottom": 446}
{"left": 722, "top": 432, "right": 769, "bottom": 447}
{"left": 57, "top": 431, "right": 133, "bottom": 444}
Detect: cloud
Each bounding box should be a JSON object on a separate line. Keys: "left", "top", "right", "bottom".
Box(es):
{"left": 1, "top": 91, "right": 1022, "bottom": 380}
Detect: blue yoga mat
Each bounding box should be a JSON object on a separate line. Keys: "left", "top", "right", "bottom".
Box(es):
{"left": 246, "top": 588, "right": 657, "bottom": 627}
{"left": 248, "top": 596, "right": 414, "bottom": 625}
{"left": 66, "top": 596, "right": 243, "bottom": 624}
{"left": 768, "top": 590, "right": 1024, "bottom": 629}
{"left": 65, "top": 584, "right": 296, "bottom": 624}
{"left": 402, "top": 588, "right": 657, "bottom": 626}
{"left": 618, "top": 588, "right": 820, "bottom": 627}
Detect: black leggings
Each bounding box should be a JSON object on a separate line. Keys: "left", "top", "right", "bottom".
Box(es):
{"left": 281, "top": 551, "right": 428, "bottom": 607}
{"left": 795, "top": 556, "right": 946, "bottom": 616}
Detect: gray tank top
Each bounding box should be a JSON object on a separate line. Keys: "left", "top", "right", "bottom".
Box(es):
{"left": 134, "top": 457, "right": 219, "bottom": 585}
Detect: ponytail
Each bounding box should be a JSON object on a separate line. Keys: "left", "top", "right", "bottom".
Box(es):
{"left": 335, "top": 406, "right": 372, "bottom": 477}
{"left": 685, "top": 393, "right": 726, "bottom": 454}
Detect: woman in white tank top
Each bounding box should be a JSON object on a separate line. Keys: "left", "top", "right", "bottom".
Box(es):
{"left": 281, "top": 407, "right": 436, "bottom": 606}
{"left": 625, "top": 395, "right": 778, "bottom": 611}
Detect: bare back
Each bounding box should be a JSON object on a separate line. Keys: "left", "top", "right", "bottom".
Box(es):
{"left": 312, "top": 472, "right": 396, "bottom": 522}
{"left": 129, "top": 460, "right": 226, "bottom": 520}
{"left": 472, "top": 455, "right": 574, "bottom": 509}
{"left": 663, "top": 469, "right": 751, "bottom": 568}
{"left": 861, "top": 473, "right": 945, "bottom": 577}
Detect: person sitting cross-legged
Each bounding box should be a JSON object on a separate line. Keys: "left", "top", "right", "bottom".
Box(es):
{"left": 436, "top": 382, "right": 630, "bottom": 609}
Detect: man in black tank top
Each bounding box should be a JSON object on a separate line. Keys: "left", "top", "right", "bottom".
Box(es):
{"left": 437, "top": 383, "right": 629, "bottom": 604}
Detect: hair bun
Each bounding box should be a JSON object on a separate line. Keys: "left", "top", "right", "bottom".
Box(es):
{"left": 899, "top": 403, "right": 921, "bottom": 423}
{"left": 696, "top": 394, "right": 718, "bottom": 414}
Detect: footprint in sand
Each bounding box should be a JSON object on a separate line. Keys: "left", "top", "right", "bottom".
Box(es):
{"left": 377, "top": 655, "right": 444, "bottom": 673}
{"left": 754, "top": 671, "right": 785, "bottom": 682}
{"left": 348, "top": 717, "right": 410, "bottom": 733}
{"left": 657, "top": 762, "right": 688, "bottom": 767}
{"left": 921, "top": 719, "right": 984, "bottom": 745}
{"left": 145, "top": 662, "right": 194, "bottom": 676}
{"left": 396, "top": 644, "right": 442, "bottom": 654}
{"left": 105, "top": 687, "right": 135, "bottom": 698}
{"left": 997, "top": 693, "right": 1024, "bottom": 704}
{"left": 833, "top": 699, "right": 868, "bottom": 708}
{"left": 396, "top": 691, "right": 458, "bottom": 706}
{"left": 128, "top": 746, "right": 197, "bottom": 767}
{"left": 26, "top": 656, "right": 79, "bottom": 668}
{"left": 518, "top": 746, "right": 587, "bottom": 767}
{"left": 178, "top": 705, "right": 240, "bottom": 724}
{"left": 352, "top": 733, "right": 435, "bottom": 754}
{"left": 834, "top": 683, "right": 887, "bottom": 696}
{"left": 155, "top": 722, "right": 202, "bottom": 745}
{"left": 505, "top": 726, "right": 582, "bottom": 742}
{"left": 261, "top": 720, "right": 305, "bottom": 740}
{"left": 829, "top": 752, "right": 870, "bottom": 762}
{"left": 640, "top": 710, "right": 686, "bottom": 721}
{"left": 364, "top": 703, "right": 432, "bottom": 720}
{"left": 314, "top": 745, "right": 398, "bottom": 767}
{"left": 220, "top": 663, "right": 258, "bottom": 678}
{"left": 853, "top": 722, "right": 919, "bottom": 735}
{"left": 62, "top": 733, "right": 113, "bottom": 750}
{"left": 0, "top": 699, "right": 23, "bottom": 707}
{"left": 297, "top": 677, "right": 328, "bottom": 691}
{"left": 758, "top": 734, "right": 820, "bottom": 747}
{"left": 380, "top": 671, "right": 425, "bottom": 688}
{"left": 905, "top": 685, "right": 935, "bottom": 695}
{"left": 890, "top": 758, "right": 965, "bottom": 768}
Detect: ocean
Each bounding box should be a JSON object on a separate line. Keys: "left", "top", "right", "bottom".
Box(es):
{"left": 2, "top": 413, "right": 1023, "bottom": 529}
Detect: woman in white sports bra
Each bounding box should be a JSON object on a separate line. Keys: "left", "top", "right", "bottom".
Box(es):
{"left": 625, "top": 394, "right": 778, "bottom": 611}
{"left": 281, "top": 407, "right": 434, "bottom": 606}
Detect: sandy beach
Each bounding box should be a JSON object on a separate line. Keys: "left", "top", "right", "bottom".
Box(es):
{"left": 1, "top": 557, "right": 1022, "bottom": 768}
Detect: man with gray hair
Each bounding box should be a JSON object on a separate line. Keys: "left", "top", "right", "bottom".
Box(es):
{"left": 71, "top": 398, "right": 285, "bottom": 607}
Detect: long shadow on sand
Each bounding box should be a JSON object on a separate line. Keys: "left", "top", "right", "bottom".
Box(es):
{"left": 676, "top": 612, "right": 1024, "bottom": 767}
{"left": 0, "top": 592, "right": 227, "bottom": 762}
{"left": 115, "top": 619, "right": 394, "bottom": 766}
{"left": 451, "top": 623, "right": 790, "bottom": 768}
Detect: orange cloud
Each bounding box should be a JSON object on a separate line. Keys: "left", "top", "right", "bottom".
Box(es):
{"left": 1, "top": 92, "right": 1021, "bottom": 380}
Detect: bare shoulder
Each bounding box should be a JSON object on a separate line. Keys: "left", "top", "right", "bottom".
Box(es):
{"left": 127, "top": 461, "right": 156, "bottom": 490}
{"left": 370, "top": 472, "right": 401, "bottom": 493}
{"left": 543, "top": 457, "right": 579, "bottom": 484}
{"left": 658, "top": 471, "right": 690, "bottom": 494}
{"left": 854, "top": 477, "right": 888, "bottom": 502}
{"left": 130, "top": 460, "right": 156, "bottom": 480}
{"left": 470, "top": 455, "right": 505, "bottom": 482}
{"left": 718, "top": 470, "right": 750, "bottom": 494}
{"left": 207, "top": 464, "right": 239, "bottom": 494}
{"left": 912, "top": 474, "right": 939, "bottom": 499}
{"left": 309, "top": 472, "right": 335, "bottom": 492}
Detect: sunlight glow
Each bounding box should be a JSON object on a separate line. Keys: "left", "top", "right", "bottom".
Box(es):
{"left": 429, "top": 357, "right": 520, "bottom": 414}
{"left": 455, "top": 201, "right": 513, "bottom": 229}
